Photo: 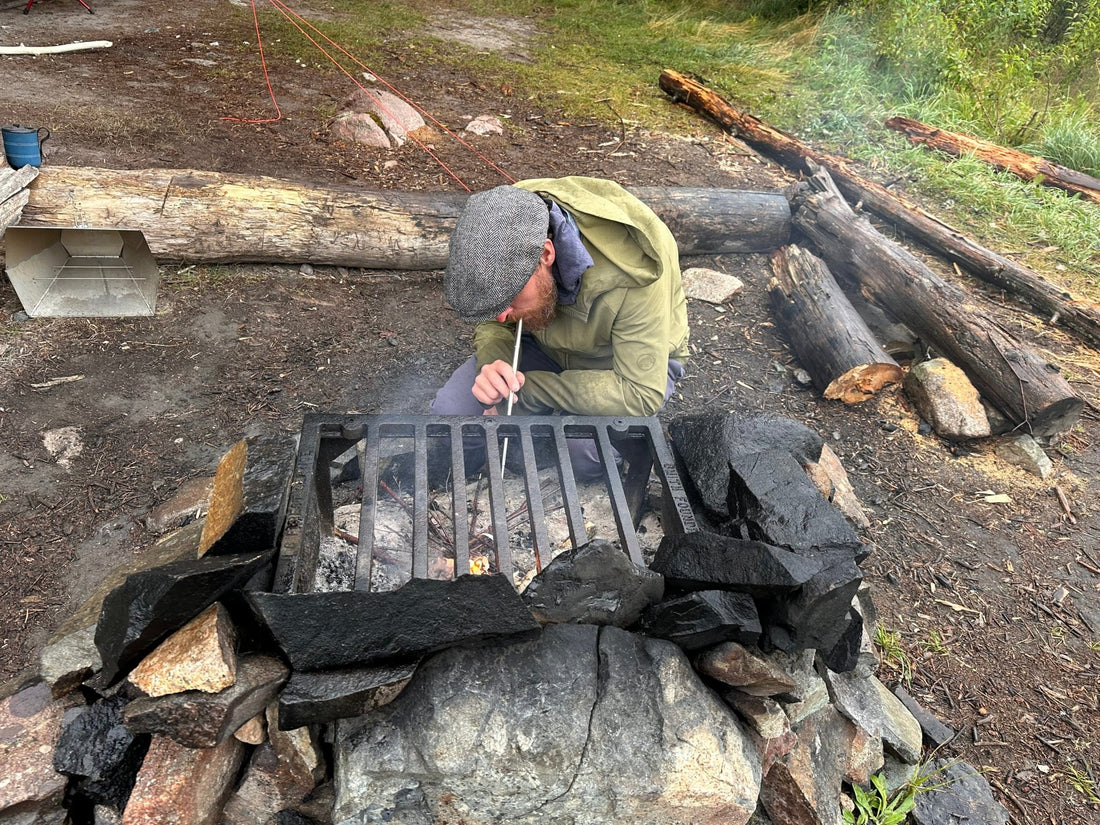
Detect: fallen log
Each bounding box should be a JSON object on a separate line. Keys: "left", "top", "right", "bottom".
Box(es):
{"left": 17, "top": 166, "right": 791, "bottom": 268}
{"left": 768, "top": 244, "right": 902, "bottom": 404}
{"left": 886, "top": 116, "right": 1100, "bottom": 205}
{"left": 0, "top": 165, "right": 37, "bottom": 233}
{"left": 793, "top": 164, "right": 1083, "bottom": 437}
{"left": 658, "top": 69, "right": 1100, "bottom": 349}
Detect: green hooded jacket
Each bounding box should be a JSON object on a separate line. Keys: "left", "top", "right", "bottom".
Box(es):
{"left": 473, "top": 176, "right": 689, "bottom": 416}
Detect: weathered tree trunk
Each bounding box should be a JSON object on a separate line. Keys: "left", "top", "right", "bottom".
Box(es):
{"left": 1, "top": 165, "right": 37, "bottom": 232}
{"left": 768, "top": 244, "right": 902, "bottom": 404}
{"left": 19, "top": 166, "right": 790, "bottom": 268}
{"left": 793, "top": 165, "right": 1083, "bottom": 436}
{"left": 658, "top": 69, "right": 1100, "bottom": 349}
{"left": 886, "top": 116, "right": 1100, "bottom": 204}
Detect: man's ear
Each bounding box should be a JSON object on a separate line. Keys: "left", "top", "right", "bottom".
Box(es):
{"left": 541, "top": 238, "right": 556, "bottom": 266}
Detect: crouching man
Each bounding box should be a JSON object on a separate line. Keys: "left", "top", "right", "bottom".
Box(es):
{"left": 432, "top": 176, "right": 689, "bottom": 480}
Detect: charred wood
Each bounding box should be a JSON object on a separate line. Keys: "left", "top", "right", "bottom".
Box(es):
{"left": 658, "top": 69, "right": 1100, "bottom": 349}
{"left": 768, "top": 244, "right": 902, "bottom": 404}
{"left": 793, "top": 164, "right": 1083, "bottom": 437}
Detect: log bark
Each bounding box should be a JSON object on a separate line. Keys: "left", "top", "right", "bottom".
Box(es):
{"left": 0, "top": 165, "right": 37, "bottom": 233}
{"left": 793, "top": 164, "right": 1083, "bottom": 436}
{"left": 886, "top": 116, "right": 1100, "bottom": 204}
{"left": 768, "top": 244, "right": 903, "bottom": 404}
{"left": 19, "top": 166, "right": 790, "bottom": 268}
{"left": 658, "top": 69, "right": 1100, "bottom": 349}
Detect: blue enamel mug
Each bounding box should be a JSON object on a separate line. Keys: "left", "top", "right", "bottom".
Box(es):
{"left": 2, "top": 124, "right": 50, "bottom": 168}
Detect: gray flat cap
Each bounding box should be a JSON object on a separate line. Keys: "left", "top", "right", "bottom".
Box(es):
{"left": 445, "top": 185, "right": 550, "bottom": 323}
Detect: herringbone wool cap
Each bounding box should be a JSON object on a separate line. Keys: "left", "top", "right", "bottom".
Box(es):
{"left": 445, "top": 185, "right": 549, "bottom": 323}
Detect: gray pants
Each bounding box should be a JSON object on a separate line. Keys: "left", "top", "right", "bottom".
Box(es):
{"left": 430, "top": 335, "right": 683, "bottom": 481}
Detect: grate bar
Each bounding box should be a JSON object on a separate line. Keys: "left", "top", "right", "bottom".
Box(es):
{"left": 450, "top": 423, "right": 470, "bottom": 576}
{"left": 551, "top": 421, "right": 586, "bottom": 547}
{"left": 519, "top": 426, "right": 549, "bottom": 573}
{"left": 593, "top": 424, "right": 643, "bottom": 566}
{"left": 483, "top": 424, "right": 514, "bottom": 580}
{"left": 287, "top": 414, "right": 696, "bottom": 595}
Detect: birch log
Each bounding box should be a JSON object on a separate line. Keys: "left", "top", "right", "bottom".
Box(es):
{"left": 18, "top": 166, "right": 791, "bottom": 268}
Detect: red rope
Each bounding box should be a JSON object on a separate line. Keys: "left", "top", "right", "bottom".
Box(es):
{"left": 222, "top": 0, "right": 282, "bottom": 123}
{"left": 225, "top": 0, "right": 518, "bottom": 190}
{"left": 266, "top": 0, "right": 516, "bottom": 185}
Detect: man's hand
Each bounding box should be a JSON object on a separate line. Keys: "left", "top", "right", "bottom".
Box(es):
{"left": 472, "top": 359, "right": 525, "bottom": 408}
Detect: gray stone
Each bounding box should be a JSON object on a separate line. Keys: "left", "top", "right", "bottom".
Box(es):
{"left": 670, "top": 411, "right": 824, "bottom": 520}
{"left": 778, "top": 558, "right": 864, "bottom": 652}
{"left": 682, "top": 266, "right": 745, "bottom": 303}
{"left": 520, "top": 539, "right": 663, "bottom": 626}
{"left": 39, "top": 623, "right": 102, "bottom": 698}
{"left": 333, "top": 625, "right": 761, "bottom": 824}
{"left": 93, "top": 550, "right": 272, "bottom": 685}
{"left": 727, "top": 449, "right": 864, "bottom": 555}
{"left": 54, "top": 696, "right": 149, "bottom": 810}
{"left": 759, "top": 705, "right": 850, "bottom": 825}
{"left": 819, "top": 604, "right": 864, "bottom": 673}
{"left": 891, "top": 685, "right": 956, "bottom": 748}
{"left": 640, "top": 589, "right": 762, "bottom": 650}
{"left": 994, "top": 434, "right": 1053, "bottom": 478}
{"left": 465, "top": 115, "right": 504, "bottom": 135}
{"left": 904, "top": 358, "right": 991, "bottom": 439}
{"left": 911, "top": 759, "right": 1009, "bottom": 825}
{"left": 221, "top": 742, "right": 318, "bottom": 825}
{"left": 651, "top": 531, "right": 823, "bottom": 595}
{"left": 821, "top": 669, "right": 923, "bottom": 764}
{"left": 724, "top": 690, "right": 792, "bottom": 740}
{"left": 779, "top": 665, "right": 830, "bottom": 726}
{"left": 279, "top": 663, "right": 417, "bottom": 730}
{"left": 144, "top": 476, "right": 214, "bottom": 534}
{"left": 248, "top": 574, "right": 540, "bottom": 671}
{"left": 122, "top": 655, "right": 289, "bottom": 748}
{"left": 799, "top": 444, "right": 870, "bottom": 530}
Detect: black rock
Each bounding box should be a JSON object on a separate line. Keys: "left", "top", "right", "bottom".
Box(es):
{"left": 54, "top": 696, "right": 150, "bottom": 810}
{"left": 640, "top": 590, "right": 761, "bottom": 651}
{"left": 727, "top": 448, "right": 862, "bottom": 553}
{"left": 779, "top": 558, "right": 864, "bottom": 652}
{"left": 819, "top": 604, "right": 863, "bottom": 673}
{"left": 207, "top": 434, "right": 298, "bottom": 555}
{"left": 279, "top": 662, "right": 419, "bottom": 730}
{"left": 247, "top": 574, "right": 541, "bottom": 671}
{"left": 650, "top": 531, "right": 823, "bottom": 596}
{"left": 893, "top": 685, "right": 957, "bottom": 748}
{"left": 911, "top": 759, "right": 1009, "bottom": 825}
{"left": 670, "top": 412, "right": 825, "bottom": 519}
{"left": 121, "top": 654, "right": 289, "bottom": 747}
{"left": 94, "top": 551, "right": 272, "bottom": 685}
{"left": 521, "top": 539, "right": 664, "bottom": 626}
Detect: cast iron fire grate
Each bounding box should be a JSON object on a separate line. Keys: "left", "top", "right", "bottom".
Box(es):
{"left": 284, "top": 414, "right": 697, "bottom": 594}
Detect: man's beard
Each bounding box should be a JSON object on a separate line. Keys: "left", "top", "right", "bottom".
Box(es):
{"left": 517, "top": 267, "right": 558, "bottom": 332}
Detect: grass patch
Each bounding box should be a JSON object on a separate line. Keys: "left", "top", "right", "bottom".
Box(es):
{"left": 873, "top": 624, "right": 912, "bottom": 685}
{"left": 1062, "top": 761, "right": 1100, "bottom": 806}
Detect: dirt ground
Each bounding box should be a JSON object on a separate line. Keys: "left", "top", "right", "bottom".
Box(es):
{"left": 2, "top": 2, "right": 1099, "bottom": 822}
